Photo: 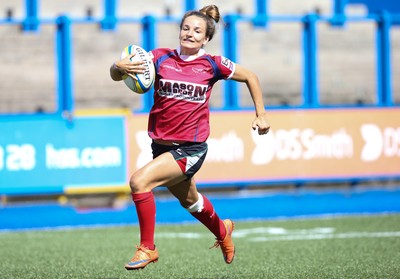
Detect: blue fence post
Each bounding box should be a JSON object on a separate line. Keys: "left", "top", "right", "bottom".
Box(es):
{"left": 23, "top": 0, "right": 39, "bottom": 31}
{"left": 185, "top": 0, "right": 196, "bottom": 12}
{"left": 302, "top": 14, "right": 319, "bottom": 107}
{"left": 141, "top": 15, "right": 157, "bottom": 112}
{"left": 101, "top": 0, "right": 117, "bottom": 30}
{"left": 376, "top": 11, "right": 392, "bottom": 106}
{"left": 223, "top": 15, "right": 239, "bottom": 109}
{"left": 331, "top": 0, "right": 346, "bottom": 26}
{"left": 56, "top": 15, "right": 74, "bottom": 117}
{"left": 253, "top": 0, "right": 268, "bottom": 27}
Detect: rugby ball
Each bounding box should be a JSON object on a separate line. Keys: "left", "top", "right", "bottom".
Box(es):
{"left": 120, "top": 45, "right": 155, "bottom": 94}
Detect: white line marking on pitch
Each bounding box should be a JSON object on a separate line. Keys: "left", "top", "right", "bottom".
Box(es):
{"left": 249, "top": 231, "right": 400, "bottom": 242}
{"left": 155, "top": 227, "right": 400, "bottom": 241}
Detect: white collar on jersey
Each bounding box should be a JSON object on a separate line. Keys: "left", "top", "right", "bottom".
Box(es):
{"left": 177, "top": 46, "right": 205, "bottom": 62}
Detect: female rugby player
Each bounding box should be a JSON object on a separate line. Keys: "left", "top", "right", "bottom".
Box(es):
{"left": 110, "top": 4, "right": 270, "bottom": 270}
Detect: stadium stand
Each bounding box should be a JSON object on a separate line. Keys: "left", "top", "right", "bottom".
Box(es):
{"left": 0, "top": 0, "right": 398, "bottom": 114}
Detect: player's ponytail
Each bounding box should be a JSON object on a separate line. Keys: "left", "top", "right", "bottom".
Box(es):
{"left": 199, "top": 5, "right": 220, "bottom": 24}
{"left": 199, "top": 5, "right": 220, "bottom": 41}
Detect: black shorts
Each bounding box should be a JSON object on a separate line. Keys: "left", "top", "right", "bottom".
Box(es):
{"left": 151, "top": 141, "right": 208, "bottom": 179}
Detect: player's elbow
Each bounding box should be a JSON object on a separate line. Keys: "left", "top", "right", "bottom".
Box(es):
{"left": 244, "top": 70, "right": 260, "bottom": 86}
{"left": 110, "top": 69, "right": 123, "bottom": 81}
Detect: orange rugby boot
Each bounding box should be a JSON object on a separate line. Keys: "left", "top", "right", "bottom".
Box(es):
{"left": 124, "top": 245, "right": 159, "bottom": 270}
{"left": 210, "top": 219, "right": 235, "bottom": 264}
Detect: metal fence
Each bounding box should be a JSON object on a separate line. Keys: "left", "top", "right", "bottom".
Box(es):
{"left": 0, "top": 0, "right": 399, "bottom": 115}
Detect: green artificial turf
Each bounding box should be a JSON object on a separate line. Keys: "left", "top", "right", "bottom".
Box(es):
{"left": 0, "top": 214, "right": 399, "bottom": 279}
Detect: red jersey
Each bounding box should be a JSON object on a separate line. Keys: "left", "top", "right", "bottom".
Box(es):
{"left": 148, "top": 48, "right": 235, "bottom": 142}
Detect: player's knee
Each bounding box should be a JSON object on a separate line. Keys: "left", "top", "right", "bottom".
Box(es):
{"left": 129, "top": 173, "right": 147, "bottom": 193}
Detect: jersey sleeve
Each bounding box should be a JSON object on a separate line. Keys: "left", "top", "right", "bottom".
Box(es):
{"left": 148, "top": 49, "right": 159, "bottom": 63}
{"left": 214, "top": 56, "right": 236, "bottom": 80}
{"left": 149, "top": 48, "right": 174, "bottom": 64}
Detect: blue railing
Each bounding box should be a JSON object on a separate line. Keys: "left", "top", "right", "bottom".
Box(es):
{"left": 0, "top": 0, "right": 399, "bottom": 116}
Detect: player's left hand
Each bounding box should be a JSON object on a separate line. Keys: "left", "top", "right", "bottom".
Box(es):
{"left": 117, "top": 52, "right": 146, "bottom": 80}
{"left": 252, "top": 113, "right": 270, "bottom": 135}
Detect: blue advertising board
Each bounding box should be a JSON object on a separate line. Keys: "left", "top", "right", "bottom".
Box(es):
{"left": 0, "top": 115, "right": 127, "bottom": 195}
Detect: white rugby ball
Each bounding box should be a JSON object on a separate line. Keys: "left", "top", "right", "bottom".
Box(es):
{"left": 120, "top": 45, "right": 155, "bottom": 94}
